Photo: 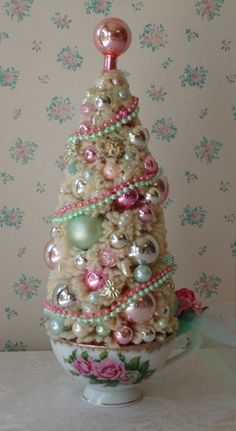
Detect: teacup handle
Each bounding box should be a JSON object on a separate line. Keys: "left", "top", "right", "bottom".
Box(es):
{"left": 163, "top": 329, "right": 202, "bottom": 370}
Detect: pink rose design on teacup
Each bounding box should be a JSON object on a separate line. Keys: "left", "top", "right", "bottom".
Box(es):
{"left": 92, "top": 358, "right": 127, "bottom": 381}
{"left": 73, "top": 357, "right": 93, "bottom": 376}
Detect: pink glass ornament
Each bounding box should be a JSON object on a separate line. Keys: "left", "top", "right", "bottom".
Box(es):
{"left": 99, "top": 248, "right": 118, "bottom": 268}
{"left": 143, "top": 155, "right": 158, "bottom": 174}
{"left": 103, "top": 162, "right": 120, "bottom": 180}
{"left": 137, "top": 204, "right": 155, "bottom": 223}
{"left": 123, "top": 294, "right": 156, "bottom": 323}
{"left": 84, "top": 269, "right": 106, "bottom": 291}
{"left": 113, "top": 325, "right": 133, "bottom": 345}
{"left": 93, "top": 18, "right": 131, "bottom": 71}
{"left": 115, "top": 189, "right": 139, "bottom": 209}
{"left": 44, "top": 240, "right": 61, "bottom": 270}
{"left": 79, "top": 120, "right": 92, "bottom": 134}
{"left": 84, "top": 145, "right": 97, "bottom": 163}
{"left": 80, "top": 102, "right": 95, "bottom": 116}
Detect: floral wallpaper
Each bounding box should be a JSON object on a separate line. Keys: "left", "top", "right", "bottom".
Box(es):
{"left": 1, "top": 0, "right": 235, "bottom": 351}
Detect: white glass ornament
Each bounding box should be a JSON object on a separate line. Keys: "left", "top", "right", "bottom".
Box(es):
{"left": 129, "top": 235, "right": 159, "bottom": 264}
{"left": 110, "top": 231, "right": 128, "bottom": 249}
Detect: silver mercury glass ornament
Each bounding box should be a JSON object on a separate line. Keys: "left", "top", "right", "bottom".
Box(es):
{"left": 129, "top": 235, "right": 159, "bottom": 264}
{"left": 128, "top": 126, "right": 149, "bottom": 148}
{"left": 95, "top": 94, "right": 112, "bottom": 109}
{"left": 50, "top": 226, "right": 58, "bottom": 239}
{"left": 71, "top": 178, "right": 87, "bottom": 197}
{"left": 145, "top": 187, "right": 161, "bottom": 205}
{"left": 110, "top": 231, "right": 129, "bottom": 249}
{"left": 117, "top": 211, "right": 133, "bottom": 227}
{"left": 141, "top": 325, "right": 156, "bottom": 343}
{"left": 75, "top": 252, "right": 87, "bottom": 268}
{"left": 52, "top": 283, "right": 77, "bottom": 308}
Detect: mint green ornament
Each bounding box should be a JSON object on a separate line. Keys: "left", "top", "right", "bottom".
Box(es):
{"left": 88, "top": 291, "right": 100, "bottom": 304}
{"left": 134, "top": 264, "right": 152, "bottom": 283}
{"left": 67, "top": 215, "right": 103, "bottom": 250}
{"left": 96, "top": 325, "right": 110, "bottom": 337}
{"left": 50, "top": 318, "right": 64, "bottom": 335}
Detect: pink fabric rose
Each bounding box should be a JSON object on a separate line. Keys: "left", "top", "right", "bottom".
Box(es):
{"left": 73, "top": 357, "right": 93, "bottom": 376}
{"left": 175, "top": 288, "right": 203, "bottom": 316}
{"left": 92, "top": 358, "right": 126, "bottom": 381}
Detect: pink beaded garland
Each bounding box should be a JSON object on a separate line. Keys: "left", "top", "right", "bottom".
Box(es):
{"left": 84, "top": 145, "right": 97, "bottom": 163}
{"left": 103, "top": 162, "right": 120, "bottom": 180}
{"left": 44, "top": 240, "right": 61, "bottom": 270}
{"left": 84, "top": 269, "right": 106, "bottom": 291}
{"left": 52, "top": 171, "right": 157, "bottom": 219}
{"left": 137, "top": 204, "right": 155, "bottom": 223}
{"left": 99, "top": 248, "right": 118, "bottom": 268}
{"left": 143, "top": 155, "right": 158, "bottom": 174}
{"left": 113, "top": 325, "right": 133, "bottom": 345}
{"left": 115, "top": 189, "right": 139, "bottom": 209}
{"left": 43, "top": 265, "right": 174, "bottom": 321}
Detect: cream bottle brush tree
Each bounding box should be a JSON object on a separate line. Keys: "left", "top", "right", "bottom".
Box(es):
{"left": 43, "top": 17, "right": 181, "bottom": 348}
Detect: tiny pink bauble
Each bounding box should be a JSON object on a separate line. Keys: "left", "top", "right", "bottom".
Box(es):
{"left": 84, "top": 270, "right": 106, "bottom": 291}
{"left": 80, "top": 102, "right": 95, "bottom": 116}
{"left": 103, "top": 162, "right": 120, "bottom": 180}
{"left": 115, "top": 189, "right": 139, "bottom": 209}
{"left": 137, "top": 204, "right": 155, "bottom": 223}
{"left": 99, "top": 248, "right": 118, "bottom": 268}
{"left": 84, "top": 145, "right": 97, "bottom": 163}
{"left": 94, "top": 18, "right": 131, "bottom": 58}
{"left": 113, "top": 325, "right": 133, "bottom": 345}
{"left": 123, "top": 294, "right": 156, "bottom": 323}
{"left": 44, "top": 240, "right": 61, "bottom": 270}
{"left": 143, "top": 155, "right": 158, "bottom": 174}
{"left": 79, "top": 120, "right": 92, "bottom": 133}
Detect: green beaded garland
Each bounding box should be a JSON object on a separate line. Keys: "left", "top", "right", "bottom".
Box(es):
{"left": 44, "top": 266, "right": 175, "bottom": 326}
{"left": 163, "top": 254, "right": 175, "bottom": 265}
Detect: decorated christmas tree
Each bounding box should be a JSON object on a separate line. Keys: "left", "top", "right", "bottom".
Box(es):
{"left": 43, "top": 18, "right": 202, "bottom": 350}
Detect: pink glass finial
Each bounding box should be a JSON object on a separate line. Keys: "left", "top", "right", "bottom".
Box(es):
{"left": 94, "top": 17, "right": 131, "bottom": 71}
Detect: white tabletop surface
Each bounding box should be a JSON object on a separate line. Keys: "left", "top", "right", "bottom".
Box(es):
{"left": 0, "top": 348, "right": 236, "bottom": 431}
